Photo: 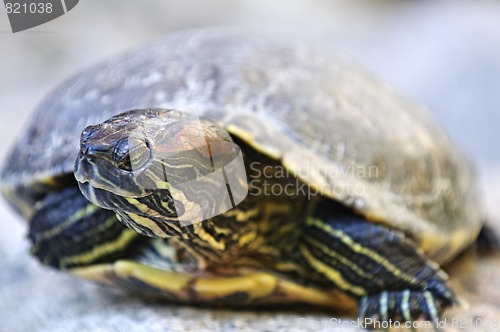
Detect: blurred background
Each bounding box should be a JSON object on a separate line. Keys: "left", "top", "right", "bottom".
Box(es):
{"left": 1, "top": 1, "right": 500, "bottom": 331}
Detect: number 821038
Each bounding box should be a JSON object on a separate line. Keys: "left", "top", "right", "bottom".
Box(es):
{"left": 5, "top": 2, "right": 53, "bottom": 14}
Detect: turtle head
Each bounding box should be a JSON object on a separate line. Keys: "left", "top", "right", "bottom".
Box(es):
{"left": 74, "top": 109, "right": 245, "bottom": 237}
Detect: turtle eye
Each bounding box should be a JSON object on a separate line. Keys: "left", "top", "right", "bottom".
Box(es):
{"left": 114, "top": 137, "right": 151, "bottom": 172}
{"left": 114, "top": 138, "right": 132, "bottom": 171}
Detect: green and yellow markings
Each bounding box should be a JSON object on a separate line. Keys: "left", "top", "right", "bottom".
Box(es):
{"left": 238, "top": 229, "right": 258, "bottom": 247}
{"left": 401, "top": 290, "right": 411, "bottom": 321}
{"left": 73, "top": 260, "right": 356, "bottom": 310}
{"left": 423, "top": 291, "right": 438, "bottom": 320}
{"left": 60, "top": 228, "right": 137, "bottom": 267}
{"left": 194, "top": 272, "right": 277, "bottom": 302}
{"left": 307, "top": 218, "right": 421, "bottom": 286}
{"left": 299, "top": 244, "right": 367, "bottom": 296}
{"left": 124, "top": 197, "right": 161, "bottom": 217}
{"left": 30, "top": 204, "right": 101, "bottom": 256}
{"left": 71, "top": 264, "right": 117, "bottom": 285}
{"left": 35, "top": 204, "right": 99, "bottom": 241}
{"left": 117, "top": 211, "right": 169, "bottom": 238}
{"left": 379, "top": 291, "right": 389, "bottom": 321}
{"left": 114, "top": 261, "right": 192, "bottom": 301}
{"left": 303, "top": 235, "right": 378, "bottom": 284}
{"left": 193, "top": 224, "right": 226, "bottom": 251}
{"left": 223, "top": 206, "right": 260, "bottom": 222}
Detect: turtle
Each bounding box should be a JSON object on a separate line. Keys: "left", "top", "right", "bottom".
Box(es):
{"left": 1, "top": 29, "right": 486, "bottom": 324}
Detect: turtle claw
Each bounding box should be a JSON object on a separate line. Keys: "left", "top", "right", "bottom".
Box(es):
{"left": 359, "top": 289, "right": 453, "bottom": 328}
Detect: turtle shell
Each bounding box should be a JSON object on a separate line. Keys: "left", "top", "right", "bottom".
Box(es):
{"left": 1, "top": 29, "right": 483, "bottom": 264}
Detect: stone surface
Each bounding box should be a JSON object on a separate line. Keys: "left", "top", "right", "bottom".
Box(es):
{"left": 1, "top": 1, "right": 500, "bottom": 331}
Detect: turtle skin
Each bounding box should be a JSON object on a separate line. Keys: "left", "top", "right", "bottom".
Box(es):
{"left": 0, "top": 30, "right": 484, "bottom": 325}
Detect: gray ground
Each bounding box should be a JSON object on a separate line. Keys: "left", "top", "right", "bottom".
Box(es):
{"left": 1, "top": 1, "right": 500, "bottom": 331}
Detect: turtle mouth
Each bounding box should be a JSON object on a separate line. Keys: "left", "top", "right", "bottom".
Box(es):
{"left": 74, "top": 168, "right": 92, "bottom": 186}
{"left": 74, "top": 157, "right": 151, "bottom": 199}
{"left": 75, "top": 173, "right": 152, "bottom": 201}
{"left": 77, "top": 181, "right": 100, "bottom": 206}
{"left": 77, "top": 180, "right": 153, "bottom": 212}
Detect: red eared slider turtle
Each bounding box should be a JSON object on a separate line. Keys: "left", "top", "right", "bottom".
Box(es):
{"left": 1, "top": 29, "right": 485, "bottom": 323}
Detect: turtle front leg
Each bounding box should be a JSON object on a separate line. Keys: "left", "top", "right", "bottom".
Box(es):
{"left": 299, "top": 202, "right": 457, "bottom": 324}
{"left": 28, "top": 185, "right": 143, "bottom": 269}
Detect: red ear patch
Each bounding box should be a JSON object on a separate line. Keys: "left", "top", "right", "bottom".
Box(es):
{"left": 155, "top": 125, "right": 235, "bottom": 161}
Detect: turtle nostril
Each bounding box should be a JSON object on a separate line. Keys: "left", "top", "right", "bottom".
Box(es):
{"left": 86, "top": 152, "right": 96, "bottom": 162}
{"left": 82, "top": 146, "right": 98, "bottom": 162}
